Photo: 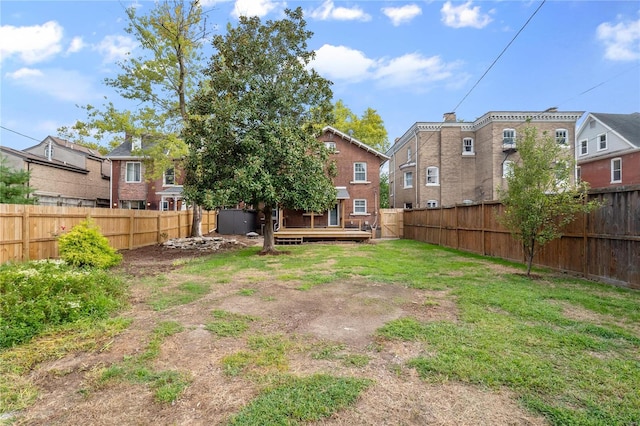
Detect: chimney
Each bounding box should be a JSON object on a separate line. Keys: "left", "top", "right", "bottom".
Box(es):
{"left": 443, "top": 112, "right": 456, "bottom": 122}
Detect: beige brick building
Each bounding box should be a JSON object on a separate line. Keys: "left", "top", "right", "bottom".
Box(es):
{"left": 386, "top": 110, "right": 583, "bottom": 208}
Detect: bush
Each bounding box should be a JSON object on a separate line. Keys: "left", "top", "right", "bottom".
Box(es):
{"left": 58, "top": 218, "right": 122, "bottom": 268}
{"left": 0, "top": 260, "right": 127, "bottom": 348}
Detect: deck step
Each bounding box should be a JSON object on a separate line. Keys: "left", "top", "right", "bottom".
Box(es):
{"left": 275, "top": 237, "right": 304, "bottom": 245}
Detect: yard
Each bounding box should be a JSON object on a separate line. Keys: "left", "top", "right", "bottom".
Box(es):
{"left": 2, "top": 238, "right": 639, "bottom": 425}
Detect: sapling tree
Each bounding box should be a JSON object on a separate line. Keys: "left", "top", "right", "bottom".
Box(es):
{"left": 498, "top": 125, "right": 599, "bottom": 276}
{"left": 184, "top": 7, "right": 336, "bottom": 254}
{"left": 0, "top": 155, "right": 36, "bottom": 204}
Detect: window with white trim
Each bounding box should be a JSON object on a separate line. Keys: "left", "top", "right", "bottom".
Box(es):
{"left": 503, "top": 160, "right": 514, "bottom": 178}
{"left": 44, "top": 145, "right": 54, "bottom": 158}
{"left": 353, "top": 199, "right": 367, "bottom": 214}
{"left": 503, "top": 129, "right": 516, "bottom": 146}
{"left": 163, "top": 167, "right": 175, "bottom": 186}
{"left": 126, "top": 162, "right": 142, "bottom": 183}
{"left": 611, "top": 158, "right": 622, "bottom": 183}
{"left": 598, "top": 133, "right": 607, "bottom": 151}
{"left": 427, "top": 200, "right": 438, "bottom": 208}
{"left": 579, "top": 139, "right": 588, "bottom": 156}
{"left": 325, "top": 141, "right": 336, "bottom": 151}
{"left": 426, "top": 166, "right": 439, "bottom": 185}
{"left": 462, "top": 138, "right": 474, "bottom": 155}
{"left": 403, "top": 171, "right": 413, "bottom": 188}
{"left": 120, "top": 200, "right": 145, "bottom": 209}
{"left": 353, "top": 162, "right": 367, "bottom": 182}
{"left": 407, "top": 147, "right": 412, "bottom": 163}
{"left": 555, "top": 129, "right": 568, "bottom": 146}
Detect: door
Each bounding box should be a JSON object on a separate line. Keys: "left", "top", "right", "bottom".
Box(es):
{"left": 328, "top": 203, "right": 339, "bottom": 227}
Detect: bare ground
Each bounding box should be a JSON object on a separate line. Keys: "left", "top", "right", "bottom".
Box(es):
{"left": 12, "top": 236, "right": 547, "bottom": 426}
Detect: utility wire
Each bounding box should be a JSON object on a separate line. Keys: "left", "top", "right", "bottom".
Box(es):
{"left": 0, "top": 125, "right": 41, "bottom": 143}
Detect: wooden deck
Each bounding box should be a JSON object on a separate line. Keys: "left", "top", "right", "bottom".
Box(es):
{"left": 274, "top": 228, "right": 372, "bottom": 244}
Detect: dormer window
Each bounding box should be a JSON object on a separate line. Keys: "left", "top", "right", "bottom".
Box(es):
{"left": 131, "top": 136, "right": 142, "bottom": 151}
{"left": 44, "top": 145, "right": 54, "bottom": 159}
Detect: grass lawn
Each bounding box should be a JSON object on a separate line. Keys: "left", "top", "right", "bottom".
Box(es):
{"left": 2, "top": 239, "right": 639, "bottom": 425}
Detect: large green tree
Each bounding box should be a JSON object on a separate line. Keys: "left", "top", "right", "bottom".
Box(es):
{"left": 0, "top": 155, "right": 36, "bottom": 204}
{"left": 184, "top": 7, "right": 336, "bottom": 254}
{"left": 331, "top": 100, "right": 389, "bottom": 153}
{"left": 498, "top": 125, "right": 599, "bottom": 276}
{"left": 59, "top": 0, "right": 206, "bottom": 235}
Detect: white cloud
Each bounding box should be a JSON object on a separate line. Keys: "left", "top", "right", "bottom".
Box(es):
{"left": 67, "top": 36, "right": 85, "bottom": 54}
{"left": 441, "top": 1, "right": 492, "bottom": 29}
{"left": 231, "top": 0, "right": 280, "bottom": 18}
{"left": 200, "top": 0, "right": 232, "bottom": 6}
{"left": 312, "top": 44, "right": 465, "bottom": 91}
{"left": 95, "top": 35, "right": 138, "bottom": 63}
{"left": 309, "top": 0, "right": 371, "bottom": 22}
{"left": 4, "top": 67, "right": 99, "bottom": 103}
{"left": 596, "top": 17, "right": 640, "bottom": 61}
{"left": 311, "top": 44, "right": 376, "bottom": 82}
{"left": 382, "top": 4, "right": 422, "bottom": 27}
{"left": 0, "top": 21, "right": 64, "bottom": 64}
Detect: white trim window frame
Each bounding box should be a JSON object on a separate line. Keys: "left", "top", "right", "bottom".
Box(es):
{"left": 611, "top": 158, "right": 622, "bottom": 183}
{"left": 427, "top": 200, "right": 438, "bottom": 208}
{"left": 426, "top": 166, "right": 439, "bottom": 186}
{"left": 353, "top": 199, "right": 367, "bottom": 215}
{"left": 555, "top": 129, "right": 569, "bottom": 147}
{"left": 353, "top": 162, "right": 367, "bottom": 182}
{"left": 163, "top": 167, "right": 175, "bottom": 186}
{"left": 324, "top": 141, "right": 336, "bottom": 151}
{"left": 462, "top": 137, "right": 474, "bottom": 155}
{"left": 503, "top": 160, "right": 514, "bottom": 178}
{"left": 403, "top": 171, "right": 413, "bottom": 188}
{"left": 597, "top": 133, "right": 607, "bottom": 151}
{"left": 407, "top": 147, "right": 412, "bottom": 163}
{"left": 579, "top": 139, "right": 588, "bottom": 156}
{"left": 125, "top": 162, "right": 142, "bottom": 183}
{"left": 503, "top": 129, "right": 516, "bottom": 147}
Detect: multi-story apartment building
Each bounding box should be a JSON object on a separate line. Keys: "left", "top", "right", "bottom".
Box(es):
{"left": 386, "top": 110, "right": 583, "bottom": 208}
{"left": 576, "top": 112, "right": 640, "bottom": 189}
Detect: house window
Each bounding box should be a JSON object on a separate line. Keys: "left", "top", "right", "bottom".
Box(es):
{"left": 126, "top": 162, "right": 142, "bottom": 182}
{"left": 404, "top": 202, "right": 412, "bottom": 209}
{"left": 163, "top": 167, "right": 175, "bottom": 186}
{"left": 579, "top": 139, "right": 588, "bottom": 156}
{"left": 554, "top": 161, "right": 570, "bottom": 187}
{"left": 576, "top": 166, "right": 581, "bottom": 182}
{"left": 462, "top": 138, "right": 474, "bottom": 155}
{"left": 120, "top": 200, "right": 145, "bottom": 209}
{"left": 598, "top": 133, "right": 607, "bottom": 151}
{"left": 426, "top": 166, "right": 439, "bottom": 185}
{"left": 403, "top": 171, "right": 413, "bottom": 188}
{"left": 353, "top": 162, "right": 367, "bottom": 182}
{"left": 503, "top": 160, "right": 514, "bottom": 178}
{"left": 503, "top": 129, "right": 516, "bottom": 146}
{"left": 427, "top": 200, "right": 438, "bottom": 208}
{"left": 611, "top": 158, "right": 622, "bottom": 183}
{"left": 325, "top": 141, "right": 336, "bottom": 151}
{"left": 353, "top": 199, "right": 367, "bottom": 214}
{"left": 407, "top": 147, "right": 412, "bottom": 163}
{"left": 555, "top": 129, "right": 568, "bottom": 147}
{"left": 44, "top": 145, "right": 54, "bottom": 158}
{"left": 131, "top": 136, "right": 142, "bottom": 151}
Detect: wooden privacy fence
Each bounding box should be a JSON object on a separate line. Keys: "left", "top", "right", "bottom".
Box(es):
{"left": 0, "top": 205, "right": 217, "bottom": 263}
{"left": 402, "top": 186, "right": 639, "bottom": 290}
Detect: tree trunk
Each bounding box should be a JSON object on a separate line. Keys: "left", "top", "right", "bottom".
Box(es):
{"left": 190, "top": 204, "right": 202, "bottom": 237}
{"left": 260, "top": 205, "right": 279, "bottom": 254}
{"left": 525, "top": 238, "right": 535, "bottom": 277}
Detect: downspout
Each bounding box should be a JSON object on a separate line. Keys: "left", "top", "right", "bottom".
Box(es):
{"left": 109, "top": 161, "right": 113, "bottom": 209}
{"left": 414, "top": 129, "right": 419, "bottom": 208}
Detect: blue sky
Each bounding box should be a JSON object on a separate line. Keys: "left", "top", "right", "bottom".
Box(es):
{"left": 1, "top": 0, "right": 639, "bottom": 151}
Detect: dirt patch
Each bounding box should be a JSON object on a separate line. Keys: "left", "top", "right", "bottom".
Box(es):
{"left": 12, "top": 237, "right": 548, "bottom": 425}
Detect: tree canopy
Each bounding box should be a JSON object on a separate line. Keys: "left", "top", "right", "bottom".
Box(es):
{"left": 184, "top": 7, "right": 336, "bottom": 253}
{"left": 0, "top": 155, "right": 36, "bottom": 204}
{"left": 331, "top": 100, "right": 389, "bottom": 153}
{"left": 498, "top": 125, "right": 599, "bottom": 276}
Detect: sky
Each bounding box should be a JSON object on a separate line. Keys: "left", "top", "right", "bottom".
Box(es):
{"left": 1, "top": 0, "right": 639, "bottom": 152}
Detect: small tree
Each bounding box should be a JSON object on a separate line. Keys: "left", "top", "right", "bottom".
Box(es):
{"left": 379, "top": 172, "right": 390, "bottom": 209}
{"left": 184, "top": 8, "right": 336, "bottom": 254}
{"left": 0, "top": 155, "right": 36, "bottom": 204}
{"left": 498, "top": 125, "right": 599, "bottom": 276}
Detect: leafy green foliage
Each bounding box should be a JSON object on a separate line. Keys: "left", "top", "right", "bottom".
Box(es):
{"left": 331, "top": 99, "right": 389, "bottom": 153}
{"left": 184, "top": 7, "right": 336, "bottom": 252}
{"left": 228, "top": 374, "right": 373, "bottom": 425}
{"left": 58, "top": 219, "right": 122, "bottom": 268}
{"left": 498, "top": 125, "right": 600, "bottom": 275}
{"left": 0, "top": 260, "right": 127, "bottom": 348}
{"left": 0, "top": 155, "right": 36, "bottom": 204}
{"left": 379, "top": 172, "right": 390, "bottom": 208}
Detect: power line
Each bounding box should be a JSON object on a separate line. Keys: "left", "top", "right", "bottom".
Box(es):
{"left": 0, "top": 125, "right": 41, "bottom": 142}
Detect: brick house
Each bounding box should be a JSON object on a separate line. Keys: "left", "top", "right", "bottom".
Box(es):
{"left": 386, "top": 110, "right": 583, "bottom": 208}
{"left": 106, "top": 135, "right": 184, "bottom": 210}
{"left": 576, "top": 112, "right": 640, "bottom": 189}
{"left": 1, "top": 136, "right": 110, "bottom": 207}
{"left": 277, "top": 126, "right": 389, "bottom": 231}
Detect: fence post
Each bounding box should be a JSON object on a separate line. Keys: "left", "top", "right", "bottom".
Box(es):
{"left": 128, "top": 209, "right": 135, "bottom": 250}
{"left": 157, "top": 214, "right": 162, "bottom": 244}
{"left": 22, "top": 207, "right": 30, "bottom": 261}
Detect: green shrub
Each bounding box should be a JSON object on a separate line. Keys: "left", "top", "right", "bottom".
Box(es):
{"left": 58, "top": 218, "right": 122, "bottom": 268}
{"left": 0, "top": 260, "right": 127, "bottom": 348}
